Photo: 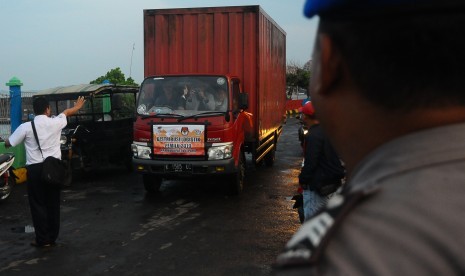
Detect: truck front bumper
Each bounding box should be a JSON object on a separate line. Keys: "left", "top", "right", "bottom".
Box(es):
{"left": 132, "top": 158, "right": 237, "bottom": 176}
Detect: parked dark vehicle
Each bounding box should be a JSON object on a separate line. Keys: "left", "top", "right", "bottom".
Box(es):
{"left": 33, "top": 84, "right": 139, "bottom": 183}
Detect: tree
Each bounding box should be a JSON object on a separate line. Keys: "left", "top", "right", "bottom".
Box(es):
{"left": 90, "top": 67, "right": 138, "bottom": 86}
{"left": 295, "top": 68, "right": 310, "bottom": 89}
{"left": 286, "top": 61, "right": 311, "bottom": 98}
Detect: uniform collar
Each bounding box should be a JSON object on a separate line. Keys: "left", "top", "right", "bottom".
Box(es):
{"left": 349, "top": 122, "right": 465, "bottom": 192}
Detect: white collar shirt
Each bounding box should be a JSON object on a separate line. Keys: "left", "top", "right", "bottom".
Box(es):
{"left": 8, "top": 114, "right": 67, "bottom": 165}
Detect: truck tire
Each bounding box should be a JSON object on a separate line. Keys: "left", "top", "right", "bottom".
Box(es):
{"left": 143, "top": 175, "right": 162, "bottom": 193}
{"left": 228, "top": 152, "right": 245, "bottom": 195}
{"left": 264, "top": 146, "right": 276, "bottom": 167}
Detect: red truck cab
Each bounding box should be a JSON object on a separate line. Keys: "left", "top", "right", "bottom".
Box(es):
{"left": 132, "top": 74, "right": 252, "bottom": 194}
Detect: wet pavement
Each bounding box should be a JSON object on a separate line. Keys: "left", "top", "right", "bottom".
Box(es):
{"left": 0, "top": 117, "right": 303, "bottom": 276}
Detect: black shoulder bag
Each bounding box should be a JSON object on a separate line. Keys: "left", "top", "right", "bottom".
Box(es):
{"left": 31, "top": 120, "right": 68, "bottom": 189}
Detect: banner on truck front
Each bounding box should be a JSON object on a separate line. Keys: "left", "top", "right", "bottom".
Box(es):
{"left": 152, "top": 124, "right": 205, "bottom": 156}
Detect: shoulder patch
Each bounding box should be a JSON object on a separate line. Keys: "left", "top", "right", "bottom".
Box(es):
{"left": 275, "top": 188, "right": 379, "bottom": 268}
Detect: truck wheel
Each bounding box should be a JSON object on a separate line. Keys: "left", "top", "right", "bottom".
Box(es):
{"left": 228, "top": 152, "right": 245, "bottom": 195}
{"left": 264, "top": 146, "right": 276, "bottom": 167}
{"left": 143, "top": 175, "right": 162, "bottom": 193}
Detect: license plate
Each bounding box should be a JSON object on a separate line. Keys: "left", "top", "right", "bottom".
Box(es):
{"left": 164, "top": 163, "right": 192, "bottom": 172}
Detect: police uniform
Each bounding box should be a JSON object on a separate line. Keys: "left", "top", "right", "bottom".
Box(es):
{"left": 275, "top": 0, "right": 465, "bottom": 274}
{"left": 277, "top": 123, "right": 465, "bottom": 274}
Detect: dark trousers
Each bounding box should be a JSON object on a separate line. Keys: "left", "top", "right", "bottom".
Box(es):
{"left": 26, "top": 163, "right": 61, "bottom": 245}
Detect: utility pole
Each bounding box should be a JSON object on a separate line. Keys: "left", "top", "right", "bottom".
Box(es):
{"left": 129, "top": 43, "right": 135, "bottom": 78}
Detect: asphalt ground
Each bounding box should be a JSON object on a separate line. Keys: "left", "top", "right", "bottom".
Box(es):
{"left": 0, "top": 117, "right": 304, "bottom": 276}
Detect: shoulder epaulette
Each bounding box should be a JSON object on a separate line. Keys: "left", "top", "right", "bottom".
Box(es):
{"left": 275, "top": 188, "right": 379, "bottom": 268}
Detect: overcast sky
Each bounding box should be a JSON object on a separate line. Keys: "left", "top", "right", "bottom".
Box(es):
{"left": 0, "top": 0, "right": 318, "bottom": 91}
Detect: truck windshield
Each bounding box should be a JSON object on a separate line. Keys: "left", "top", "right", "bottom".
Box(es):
{"left": 137, "top": 76, "right": 229, "bottom": 116}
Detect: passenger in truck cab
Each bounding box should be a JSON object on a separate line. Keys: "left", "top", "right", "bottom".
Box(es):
{"left": 195, "top": 82, "right": 215, "bottom": 111}
{"left": 214, "top": 88, "right": 228, "bottom": 112}
{"left": 184, "top": 82, "right": 215, "bottom": 111}
{"left": 181, "top": 84, "right": 193, "bottom": 110}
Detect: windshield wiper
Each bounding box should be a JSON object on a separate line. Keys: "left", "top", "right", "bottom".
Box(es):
{"left": 177, "top": 111, "right": 229, "bottom": 122}
{"left": 141, "top": 113, "right": 184, "bottom": 120}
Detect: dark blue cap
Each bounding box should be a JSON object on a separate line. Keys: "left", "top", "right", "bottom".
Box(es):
{"left": 303, "top": 0, "right": 464, "bottom": 19}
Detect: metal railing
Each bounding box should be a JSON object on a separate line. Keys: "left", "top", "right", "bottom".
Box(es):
{"left": 0, "top": 92, "right": 35, "bottom": 137}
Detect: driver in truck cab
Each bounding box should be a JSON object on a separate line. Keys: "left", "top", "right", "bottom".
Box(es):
{"left": 138, "top": 78, "right": 157, "bottom": 112}
{"left": 154, "top": 82, "right": 184, "bottom": 110}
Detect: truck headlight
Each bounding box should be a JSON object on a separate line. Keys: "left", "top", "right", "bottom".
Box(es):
{"left": 132, "top": 143, "right": 151, "bottom": 159}
{"left": 208, "top": 143, "right": 233, "bottom": 160}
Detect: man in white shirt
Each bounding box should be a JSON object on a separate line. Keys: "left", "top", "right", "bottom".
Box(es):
{"left": 4, "top": 96, "right": 85, "bottom": 248}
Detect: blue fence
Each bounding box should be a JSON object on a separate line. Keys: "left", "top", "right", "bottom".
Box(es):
{"left": 0, "top": 92, "right": 34, "bottom": 136}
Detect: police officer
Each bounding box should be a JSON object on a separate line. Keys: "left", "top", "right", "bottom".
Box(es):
{"left": 276, "top": 0, "right": 465, "bottom": 274}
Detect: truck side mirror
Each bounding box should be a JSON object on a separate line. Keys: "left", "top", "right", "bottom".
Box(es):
{"left": 239, "top": 93, "right": 248, "bottom": 110}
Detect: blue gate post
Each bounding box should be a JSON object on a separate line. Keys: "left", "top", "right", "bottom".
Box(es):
{"left": 2, "top": 76, "right": 26, "bottom": 169}
{"left": 6, "top": 77, "right": 23, "bottom": 132}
